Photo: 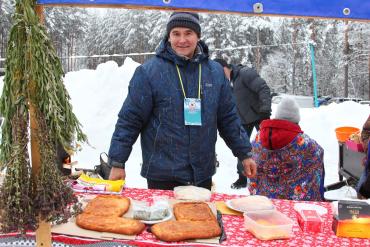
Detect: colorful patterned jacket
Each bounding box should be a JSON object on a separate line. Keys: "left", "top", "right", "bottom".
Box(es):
{"left": 248, "top": 119, "right": 325, "bottom": 201}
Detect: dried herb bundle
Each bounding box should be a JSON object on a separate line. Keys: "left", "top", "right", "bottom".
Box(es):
{"left": 0, "top": 111, "right": 36, "bottom": 233}
{"left": 33, "top": 109, "right": 82, "bottom": 224}
{"left": 0, "top": 0, "right": 86, "bottom": 234}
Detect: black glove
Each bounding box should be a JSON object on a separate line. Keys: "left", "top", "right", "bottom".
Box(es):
{"left": 259, "top": 112, "right": 271, "bottom": 121}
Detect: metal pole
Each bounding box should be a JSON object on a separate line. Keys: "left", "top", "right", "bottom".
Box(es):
{"left": 310, "top": 43, "right": 319, "bottom": 107}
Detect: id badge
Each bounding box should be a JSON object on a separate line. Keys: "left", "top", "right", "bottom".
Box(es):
{"left": 184, "top": 98, "right": 202, "bottom": 126}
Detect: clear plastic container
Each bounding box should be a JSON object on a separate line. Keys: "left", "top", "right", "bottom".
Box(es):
{"left": 244, "top": 210, "right": 294, "bottom": 240}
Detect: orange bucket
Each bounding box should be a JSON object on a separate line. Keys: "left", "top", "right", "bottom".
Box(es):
{"left": 335, "top": 126, "right": 360, "bottom": 142}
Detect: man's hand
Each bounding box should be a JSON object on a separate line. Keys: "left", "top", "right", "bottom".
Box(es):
{"left": 242, "top": 158, "right": 257, "bottom": 178}
{"left": 108, "top": 167, "right": 126, "bottom": 180}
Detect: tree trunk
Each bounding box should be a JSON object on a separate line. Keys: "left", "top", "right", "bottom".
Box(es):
{"left": 292, "top": 19, "right": 298, "bottom": 94}
{"left": 344, "top": 21, "right": 349, "bottom": 97}
{"left": 0, "top": 32, "right": 3, "bottom": 68}
{"left": 67, "top": 35, "right": 70, "bottom": 72}
{"left": 71, "top": 33, "right": 75, "bottom": 72}
{"left": 256, "top": 28, "right": 261, "bottom": 73}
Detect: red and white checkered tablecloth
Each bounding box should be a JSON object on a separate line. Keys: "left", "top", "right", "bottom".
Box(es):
{"left": 1, "top": 187, "right": 370, "bottom": 247}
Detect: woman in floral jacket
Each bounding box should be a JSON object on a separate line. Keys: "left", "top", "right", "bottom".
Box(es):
{"left": 248, "top": 97, "right": 325, "bottom": 201}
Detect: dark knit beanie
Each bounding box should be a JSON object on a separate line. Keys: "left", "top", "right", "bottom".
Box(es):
{"left": 166, "top": 12, "right": 201, "bottom": 37}
{"left": 214, "top": 58, "right": 230, "bottom": 68}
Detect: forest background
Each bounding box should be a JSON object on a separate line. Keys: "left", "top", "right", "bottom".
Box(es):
{"left": 0, "top": 1, "right": 369, "bottom": 99}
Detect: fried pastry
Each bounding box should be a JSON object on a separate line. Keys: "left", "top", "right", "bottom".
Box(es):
{"left": 173, "top": 202, "right": 216, "bottom": 222}
{"left": 76, "top": 213, "right": 145, "bottom": 235}
{"left": 83, "top": 195, "right": 130, "bottom": 217}
{"left": 151, "top": 220, "right": 221, "bottom": 242}
{"left": 76, "top": 195, "right": 145, "bottom": 235}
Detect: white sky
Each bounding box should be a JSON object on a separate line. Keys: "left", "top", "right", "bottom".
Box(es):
{"left": 0, "top": 58, "right": 369, "bottom": 196}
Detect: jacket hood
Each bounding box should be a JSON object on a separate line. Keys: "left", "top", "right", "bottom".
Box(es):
{"left": 155, "top": 38, "right": 209, "bottom": 66}
{"left": 230, "top": 64, "right": 244, "bottom": 81}
{"left": 259, "top": 119, "right": 303, "bottom": 150}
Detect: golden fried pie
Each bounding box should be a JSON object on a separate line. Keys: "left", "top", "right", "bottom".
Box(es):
{"left": 75, "top": 195, "right": 145, "bottom": 235}
{"left": 83, "top": 195, "right": 130, "bottom": 217}
{"left": 76, "top": 213, "right": 145, "bottom": 235}
{"left": 151, "top": 220, "right": 221, "bottom": 242}
{"left": 173, "top": 202, "right": 217, "bottom": 222}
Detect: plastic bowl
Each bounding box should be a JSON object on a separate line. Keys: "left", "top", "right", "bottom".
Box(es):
{"left": 335, "top": 127, "right": 360, "bottom": 142}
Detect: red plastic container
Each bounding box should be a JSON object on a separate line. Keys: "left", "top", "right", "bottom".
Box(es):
{"left": 296, "top": 209, "right": 323, "bottom": 233}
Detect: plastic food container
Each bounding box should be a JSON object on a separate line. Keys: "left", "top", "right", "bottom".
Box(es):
{"left": 244, "top": 210, "right": 294, "bottom": 240}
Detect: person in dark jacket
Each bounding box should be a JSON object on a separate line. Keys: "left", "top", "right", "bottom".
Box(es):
{"left": 214, "top": 58, "right": 271, "bottom": 189}
{"left": 357, "top": 114, "right": 370, "bottom": 199}
{"left": 359, "top": 143, "right": 370, "bottom": 199}
{"left": 107, "top": 12, "right": 257, "bottom": 190}
{"left": 248, "top": 97, "right": 325, "bottom": 201}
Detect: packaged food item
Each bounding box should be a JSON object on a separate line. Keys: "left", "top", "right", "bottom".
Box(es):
{"left": 244, "top": 210, "right": 293, "bottom": 240}
{"left": 296, "top": 209, "right": 323, "bottom": 233}
{"left": 346, "top": 140, "right": 364, "bottom": 152}
{"left": 174, "top": 185, "right": 212, "bottom": 201}
{"left": 72, "top": 173, "right": 124, "bottom": 193}
{"left": 133, "top": 196, "right": 170, "bottom": 221}
{"left": 133, "top": 201, "right": 151, "bottom": 220}
{"left": 150, "top": 196, "right": 170, "bottom": 220}
{"left": 338, "top": 200, "right": 370, "bottom": 220}
{"left": 332, "top": 215, "right": 370, "bottom": 238}
{"left": 332, "top": 200, "right": 370, "bottom": 238}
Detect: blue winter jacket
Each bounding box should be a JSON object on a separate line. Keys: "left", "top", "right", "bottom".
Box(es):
{"left": 108, "top": 39, "right": 252, "bottom": 185}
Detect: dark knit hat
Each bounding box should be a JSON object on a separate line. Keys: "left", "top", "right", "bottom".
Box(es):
{"left": 214, "top": 58, "right": 230, "bottom": 68}
{"left": 166, "top": 12, "right": 201, "bottom": 37}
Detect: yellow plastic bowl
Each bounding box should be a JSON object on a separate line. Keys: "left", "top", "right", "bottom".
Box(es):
{"left": 335, "top": 126, "right": 360, "bottom": 142}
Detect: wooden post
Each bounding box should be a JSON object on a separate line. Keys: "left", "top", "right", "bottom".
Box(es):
{"left": 30, "top": 105, "right": 52, "bottom": 247}
{"left": 32, "top": 5, "right": 52, "bottom": 247}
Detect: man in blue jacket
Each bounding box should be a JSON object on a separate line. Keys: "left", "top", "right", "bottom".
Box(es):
{"left": 107, "top": 12, "right": 256, "bottom": 190}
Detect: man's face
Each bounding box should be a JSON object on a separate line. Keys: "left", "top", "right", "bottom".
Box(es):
{"left": 168, "top": 27, "right": 199, "bottom": 58}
